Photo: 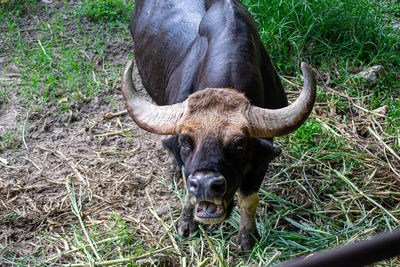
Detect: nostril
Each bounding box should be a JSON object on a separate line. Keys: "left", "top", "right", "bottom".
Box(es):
{"left": 211, "top": 178, "right": 226, "bottom": 195}
{"left": 188, "top": 179, "right": 198, "bottom": 193}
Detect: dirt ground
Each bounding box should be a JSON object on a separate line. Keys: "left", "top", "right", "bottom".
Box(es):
{"left": 0, "top": 61, "right": 182, "bottom": 259}
{"left": 0, "top": 2, "right": 183, "bottom": 264}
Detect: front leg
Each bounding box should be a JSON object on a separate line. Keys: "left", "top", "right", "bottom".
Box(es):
{"left": 177, "top": 193, "right": 199, "bottom": 236}
{"left": 166, "top": 153, "right": 182, "bottom": 189}
{"left": 237, "top": 191, "right": 260, "bottom": 251}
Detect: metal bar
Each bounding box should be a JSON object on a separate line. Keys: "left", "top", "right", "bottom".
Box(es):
{"left": 277, "top": 230, "right": 400, "bottom": 267}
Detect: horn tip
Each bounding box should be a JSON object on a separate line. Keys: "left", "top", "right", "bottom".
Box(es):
{"left": 300, "top": 62, "right": 316, "bottom": 86}
{"left": 301, "top": 62, "right": 311, "bottom": 72}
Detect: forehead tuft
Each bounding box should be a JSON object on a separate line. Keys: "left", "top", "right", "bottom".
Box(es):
{"left": 186, "top": 88, "right": 250, "bottom": 113}
{"left": 178, "top": 88, "right": 250, "bottom": 141}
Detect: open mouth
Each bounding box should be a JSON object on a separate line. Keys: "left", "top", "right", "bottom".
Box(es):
{"left": 195, "top": 200, "right": 225, "bottom": 220}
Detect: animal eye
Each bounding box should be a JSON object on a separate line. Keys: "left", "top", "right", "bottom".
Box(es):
{"left": 179, "top": 135, "right": 193, "bottom": 155}
{"left": 181, "top": 141, "right": 191, "bottom": 151}
{"left": 230, "top": 137, "right": 247, "bottom": 152}
{"left": 235, "top": 143, "right": 244, "bottom": 151}
{"left": 180, "top": 142, "right": 192, "bottom": 158}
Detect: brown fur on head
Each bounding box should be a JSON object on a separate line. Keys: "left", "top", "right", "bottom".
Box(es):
{"left": 176, "top": 88, "right": 251, "bottom": 145}
{"left": 123, "top": 58, "right": 315, "bottom": 138}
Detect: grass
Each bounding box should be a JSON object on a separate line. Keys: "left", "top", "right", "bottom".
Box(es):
{"left": 76, "top": 0, "right": 133, "bottom": 24}
{"left": 0, "top": 0, "right": 132, "bottom": 111}
{"left": 0, "top": 131, "right": 20, "bottom": 151}
{"left": 0, "top": 180, "right": 171, "bottom": 266}
{"left": 55, "top": 180, "right": 171, "bottom": 266}
{"left": 0, "top": 0, "right": 399, "bottom": 266}
{"left": 243, "top": 0, "right": 400, "bottom": 73}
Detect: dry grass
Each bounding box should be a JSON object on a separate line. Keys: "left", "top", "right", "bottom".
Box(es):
{"left": 1, "top": 0, "right": 400, "bottom": 266}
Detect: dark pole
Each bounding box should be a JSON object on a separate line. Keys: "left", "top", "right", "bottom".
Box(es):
{"left": 277, "top": 230, "right": 400, "bottom": 267}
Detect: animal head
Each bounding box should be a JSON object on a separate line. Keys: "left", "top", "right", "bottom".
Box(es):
{"left": 122, "top": 58, "right": 316, "bottom": 224}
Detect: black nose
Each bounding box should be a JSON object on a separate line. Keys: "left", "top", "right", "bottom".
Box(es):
{"left": 187, "top": 172, "right": 226, "bottom": 201}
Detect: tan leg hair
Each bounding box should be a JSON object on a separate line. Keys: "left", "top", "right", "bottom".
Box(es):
{"left": 237, "top": 191, "right": 259, "bottom": 233}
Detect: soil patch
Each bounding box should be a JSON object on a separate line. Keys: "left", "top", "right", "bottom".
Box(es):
{"left": 0, "top": 2, "right": 181, "bottom": 262}
{"left": 0, "top": 62, "right": 181, "bottom": 262}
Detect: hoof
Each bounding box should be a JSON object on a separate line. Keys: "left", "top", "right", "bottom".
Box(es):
{"left": 177, "top": 217, "right": 199, "bottom": 237}
{"left": 232, "top": 229, "right": 260, "bottom": 251}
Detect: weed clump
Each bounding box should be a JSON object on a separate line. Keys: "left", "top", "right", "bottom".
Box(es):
{"left": 0, "top": 0, "right": 36, "bottom": 17}
{"left": 77, "top": 0, "right": 133, "bottom": 24}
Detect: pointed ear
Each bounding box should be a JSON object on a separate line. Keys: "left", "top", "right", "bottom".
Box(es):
{"left": 256, "top": 138, "right": 282, "bottom": 162}
{"left": 162, "top": 136, "right": 184, "bottom": 167}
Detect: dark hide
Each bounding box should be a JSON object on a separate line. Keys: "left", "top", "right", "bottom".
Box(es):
{"left": 130, "top": 0, "right": 288, "bottom": 250}
{"left": 130, "top": 0, "right": 287, "bottom": 108}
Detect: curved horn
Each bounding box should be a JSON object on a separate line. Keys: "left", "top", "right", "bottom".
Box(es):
{"left": 248, "top": 62, "right": 316, "bottom": 138}
{"left": 121, "top": 58, "right": 184, "bottom": 135}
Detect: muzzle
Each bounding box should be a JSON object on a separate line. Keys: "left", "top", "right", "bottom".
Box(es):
{"left": 187, "top": 171, "right": 227, "bottom": 223}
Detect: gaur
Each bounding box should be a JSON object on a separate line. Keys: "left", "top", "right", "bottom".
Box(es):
{"left": 122, "top": 0, "right": 316, "bottom": 250}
